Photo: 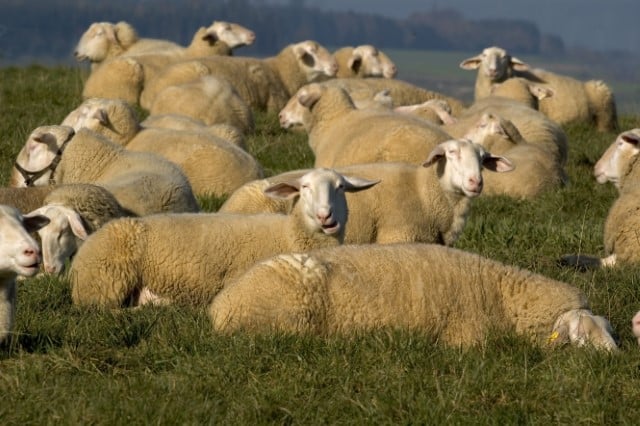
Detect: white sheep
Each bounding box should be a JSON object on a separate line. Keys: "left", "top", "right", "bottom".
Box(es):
{"left": 148, "top": 75, "right": 254, "bottom": 135}
{"left": 12, "top": 125, "right": 199, "bottom": 216}
{"left": 68, "top": 169, "right": 379, "bottom": 307}
{"left": 81, "top": 56, "right": 144, "bottom": 104}
{"left": 141, "top": 40, "right": 339, "bottom": 112}
{"left": 461, "top": 46, "right": 618, "bottom": 131}
{"left": 208, "top": 243, "right": 618, "bottom": 351}
{"left": 0, "top": 205, "right": 49, "bottom": 343}
{"left": 25, "top": 184, "right": 130, "bottom": 275}
{"left": 61, "top": 98, "right": 263, "bottom": 197}
{"left": 562, "top": 129, "right": 640, "bottom": 268}
{"left": 393, "top": 99, "right": 457, "bottom": 125}
{"left": 459, "top": 46, "right": 531, "bottom": 100}
{"left": 332, "top": 45, "right": 397, "bottom": 79}
{"left": 221, "top": 139, "right": 514, "bottom": 246}
{"left": 289, "top": 83, "right": 453, "bottom": 168}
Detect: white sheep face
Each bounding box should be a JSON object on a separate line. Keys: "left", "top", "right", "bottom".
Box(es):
{"left": 0, "top": 205, "right": 48, "bottom": 277}
{"left": 460, "top": 46, "right": 519, "bottom": 82}
{"left": 464, "top": 113, "right": 509, "bottom": 145}
{"left": 26, "top": 204, "right": 88, "bottom": 275}
{"left": 594, "top": 129, "right": 640, "bottom": 187}
{"left": 204, "top": 21, "right": 256, "bottom": 48}
{"left": 279, "top": 94, "right": 309, "bottom": 130}
{"left": 349, "top": 45, "right": 397, "bottom": 79}
{"left": 264, "top": 169, "right": 379, "bottom": 236}
{"left": 292, "top": 41, "right": 339, "bottom": 83}
{"left": 423, "top": 139, "right": 514, "bottom": 197}
{"left": 61, "top": 99, "right": 108, "bottom": 131}
{"left": 74, "top": 22, "right": 116, "bottom": 62}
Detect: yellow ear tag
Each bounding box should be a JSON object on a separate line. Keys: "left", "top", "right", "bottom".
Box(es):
{"left": 547, "top": 331, "right": 560, "bottom": 344}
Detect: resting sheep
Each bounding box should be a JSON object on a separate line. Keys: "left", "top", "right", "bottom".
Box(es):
{"left": 141, "top": 40, "right": 339, "bottom": 112}
{"left": 12, "top": 125, "right": 199, "bottom": 216}
{"left": 461, "top": 46, "right": 618, "bottom": 131}
{"left": 61, "top": 98, "right": 263, "bottom": 197}
{"left": 221, "top": 139, "right": 514, "bottom": 246}
{"left": 288, "top": 83, "right": 453, "bottom": 167}
{"left": 81, "top": 56, "right": 144, "bottom": 104}
{"left": 562, "top": 129, "right": 640, "bottom": 268}
{"left": 68, "top": 169, "right": 379, "bottom": 307}
{"left": 0, "top": 205, "right": 49, "bottom": 343}
{"left": 332, "top": 45, "right": 397, "bottom": 79}
{"left": 208, "top": 243, "right": 618, "bottom": 351}
{"left": 25, "top": 184, "right": 130, "bottom": 275}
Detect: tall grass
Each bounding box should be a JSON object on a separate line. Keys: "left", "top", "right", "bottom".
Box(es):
{"left": 1, "top": 64, "right": 640, "bottom": 424}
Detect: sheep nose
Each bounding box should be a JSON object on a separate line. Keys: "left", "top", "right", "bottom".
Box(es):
{"left": 316, "top": 208, "right": 332, "bottom": 223}
{"left": 468, "top": 177, "right": 482, "bottom": 192}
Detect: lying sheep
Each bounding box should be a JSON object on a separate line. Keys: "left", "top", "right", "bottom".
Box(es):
{"left": 332, "top": 45, "right": 397, "bottom": 79}
{"left": 61, "top": 98, "right": 263, "bottom": 197}
{"left": 141, "top": 40, "right": 339, "bottom": 112}
{"left": 68, "top": 169, "right": 379, "bottom": 307}
{"left": 461, "top": 46, "right": 618, "bottom": 131}
{"left": 148, "top": 75, "right": 254, "bottom": 134}
{"left": 394, "top": 99, "right": 457, "bottom": 125}
{"left": 25, "top": 184, "right": 130, "bottom": 275}
{"left": 13, "top": 125, "right": 199, "bottom": 216}
{"left": 0, "top": 186, "right": 56, "bottom": 214}
{"left": 140, "top": 114, "right": 246, "bottom": 149}
{"left": 0, "top": 205, "right": 49, "bottom": 343}
{"left": 221, "top": 139, "right": 514, "bottom": 246}
{"left": 289, "top": 83, "right": 453, "bottom": 167}
{"left": 208, "top": 243, "right": 618, "bottom": 351}
{"left": 562, "top": 129, "right": 640, "bottom": 268}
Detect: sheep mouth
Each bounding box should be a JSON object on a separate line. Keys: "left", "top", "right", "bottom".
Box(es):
{"left": 17, "top": 261, "right": 41, "bottom": 277}
{"left": 321, "top": 221, "right": 340, "bottom": 234}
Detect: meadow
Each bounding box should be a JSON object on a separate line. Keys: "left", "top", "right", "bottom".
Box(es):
{"left": 1, "top": 61, "right": 640, "bottom": 424}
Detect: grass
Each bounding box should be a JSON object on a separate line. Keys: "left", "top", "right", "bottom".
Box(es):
{"left": 2, "top": 62, "right": 640, "bottom": 424}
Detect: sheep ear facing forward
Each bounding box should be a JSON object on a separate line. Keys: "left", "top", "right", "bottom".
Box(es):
{"left": 22, "top": 214, "right": 50, "bottom": 233}
{"left": 482, "top": 155, "right": 515, "bottom": 173}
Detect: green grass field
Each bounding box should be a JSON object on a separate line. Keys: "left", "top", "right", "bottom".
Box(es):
{"left": 1, "top": 63, "right": 640, "bottom": 424}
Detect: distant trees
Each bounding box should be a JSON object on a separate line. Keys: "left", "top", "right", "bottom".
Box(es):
{"left": 0, "top": 0, "right": 564, "bottom": 65}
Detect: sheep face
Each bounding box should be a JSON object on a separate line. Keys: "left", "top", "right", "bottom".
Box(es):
{"left": 348, "top": 45, "right": 397, "bottom": 79}
{"left": 61, "top": 99, "right": 109, "bottom": 131}
{"left": 0, "top": 205, "right": 48, "bottom": 278}
{"left": 279, "top": 94, "right": 309, "bottom": 130}
{"left": 264, "top": 169, "right": 379, "bottom": 236}
{"left": 292, "top": 41, "right": 339, "bottom": 82}
{"left": 204, "top": 21, "right": 256, "bottom": 48}
{"left": 459, "top": 46, "right": 526, "bottom": 82}
{"left": 594, "top": 129, "right": 640, "bottom": 187}
{"left": 26, "top": 205, "right": 88, "bottom": 275}
{"left": 11, "top": 126, "right": 75, "bottom": 187}
{"left": 74, "top": 22, "right": 117, "bottom": 62}
{"left": 551, "top": 309, "right": 618, "bottom": 351}
{"left": 423, "top": 139, "right": 514, "bottom": 197}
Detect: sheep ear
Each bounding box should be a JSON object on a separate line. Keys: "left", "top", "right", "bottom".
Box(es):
{"left": 104, "top": 25, "right": 118, "bottom": 43}
{"left": 482, "top": 155, "right": 515, "bottom": 173}
{"left": 459, "top": 56, "right": 482, "bottom": 70}
{"left": 32, "top": 132, "right": 59, "bottom": 147}
{"left": 92, "top": 108, "right": 110, "bottom": 125}
{"left": 621, "top": 132, "right": 640, "bottom": 146}
{"left": 347, "top": 56, "right": 362, "bottom": 73}
{"left": 264, "top": 182, "right": 300, "bottom": 200}
{"left": 509, "top": 56, "right": 529, "bottom": 71}
{"left": 342, "top": 176, "right": 380, "bottom": 192}
{"left": 65, "top": 210, "right": 89, "bottom": 240}
{"left": 22, "top": 213, "right": 50, "bottom": 233}
{"left": 422, "top": 145, "right": 446, "bottom": 167}
{"left": 297, "top": 89, "right": 321, "bottom": 109}
{"left": 202, "top": 27, "right": 219, "bottom": 42}
{"left": 528, "top": 84, "right": 554, "bottom": 100}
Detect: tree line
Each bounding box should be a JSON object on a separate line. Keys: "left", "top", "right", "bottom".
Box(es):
{"left": 0, "top": 0, "right": 565, "bottom": 65}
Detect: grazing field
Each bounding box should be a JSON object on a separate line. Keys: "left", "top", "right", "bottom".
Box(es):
{"left": 1, "top": 63, "right": 640, "bottom": 424}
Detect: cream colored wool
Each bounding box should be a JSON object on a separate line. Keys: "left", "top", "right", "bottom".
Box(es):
{"left": 82, "top": 56, "right": 144, "bottom": 105}
{"left": 68, "top": 169, "right": 378, "bottom": 307}
{"left": 208, "top": 243, "right": 617, "bottom": 351}
{"left": 141, "top": 115, "right": 246, "bottom": 149}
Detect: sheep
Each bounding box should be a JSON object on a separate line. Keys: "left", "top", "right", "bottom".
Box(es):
{"left": 394, "top": 99, "right": 457, "bottom": 125}
{"left": 208, "top": 243, "right": 618, "bottom": 351}
{"left": 68, "top": 169, "right": 379, "bottom": 307}
{"left": 82, "top": 56, "right": 144, "bottom": 104}
{"left": 0, "top": 186, "right": 57, "bottom": 214}
{"left": 459, "top": 46, "right": 532, "bottom": 100}
{"left": 221, "top": 139, "right": 514, "bottom": 246}
{"left": 288, "top": 83, "right": 453, "bottom": 168}
{"left": 141, "top": 40, "right": 339, "bottom": 112}
{"left": 562, "top": 129, "right": 640, "bottom": 268}
{"left": 0, "top": 205, "right": 49, "bottom": 344}
{"left": 25, "top": 184, "right": 130, "bottom": 275}
{"left": 332, "top": 45, "right": 397, "bottom": 79}
{"left": 461, "top": 46, "right": 618, "bottom": 131}
{"left": 61, "top": 98, "right": 263, "bottom": 197}
{"left": 148, "top": 75, "right": 254, "bottom": 135}
{"left": 140, "top": 114, "right": 246, "bottom": 149}
{"left": 12, "top": 125, "right": 199, "bottom": 216}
